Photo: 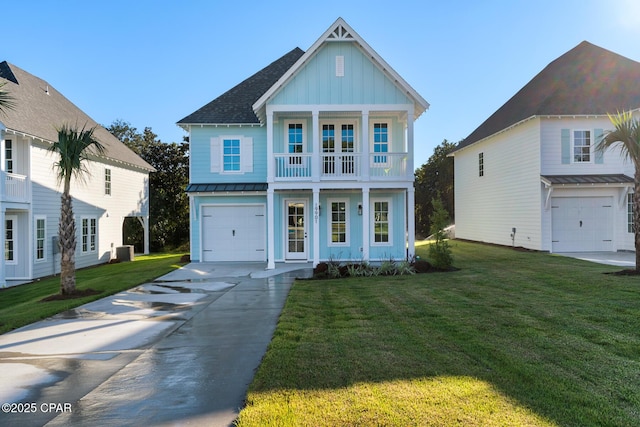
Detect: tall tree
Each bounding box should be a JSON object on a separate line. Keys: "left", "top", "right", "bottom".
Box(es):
{"left": 414, "top": 140, "right": 456, "bottom": 236}
{"left": 49, "top": 123, "right": 105, "bottom": 294}
{"left": 596, "top": 111, "right": 640, "bottom": 271}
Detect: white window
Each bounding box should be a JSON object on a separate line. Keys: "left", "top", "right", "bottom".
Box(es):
{"left": 82, "top": 217, "right": 97, "bottom": 253}
{"left": 573, "top": 130, "right": 591, "bottom": 163}
{"left": 328, "top": 199, "right": 349, "bottom": 246}
{"left": 35, "top": 216, "right": 46, "bottom": 261}
{"left": 371, "top": 199, "right": 391, "bottom": 245}
{"left": 5, "top": 215, "right": 16, "bottom": 264}
{"left": 287, "top": 122, "right": 305, "bottom": 165}
{"left": 479, "top": 152, "right": 484, "bottom": 177}
{"left": 210, "top": 136, "right": 253, "bottom": 174}
{"left": 628, "top": 193, "right": 635, "bottom": 233}
{"left": 105, "top": 168, "right": 112, "bottom": 196}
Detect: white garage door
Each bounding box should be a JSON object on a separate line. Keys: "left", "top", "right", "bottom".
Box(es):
{"left": 551, "top": 197, "right": 613, "bottom": 252}
{"left": 201, "top": 205, "right": 266, "bottom": 262}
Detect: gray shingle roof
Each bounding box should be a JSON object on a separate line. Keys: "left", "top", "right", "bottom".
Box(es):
{"left": 0, "top": 61, "right": 154, "bottom": 171}
{"left": 456, "top": 41, "right": 640, "bottom": 151}
{"left": 177, "top": 48, "right": 305, "bottom": 125}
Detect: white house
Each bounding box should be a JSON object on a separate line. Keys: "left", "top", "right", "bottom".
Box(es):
{"left": 450, "top": 41, "right": 638, "bottom": 253}
{"left": 0, "top": 61, "right": 155, "bottom": 286}
{"left": 178, "top": 18, "right": 429, "bottom": 268}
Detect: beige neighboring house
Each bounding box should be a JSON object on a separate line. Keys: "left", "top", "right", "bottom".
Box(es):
{"left": 0, "top": 61, "right": 155, "bottom": 287}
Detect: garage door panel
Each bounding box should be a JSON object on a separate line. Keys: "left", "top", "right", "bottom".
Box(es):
{"left": 201, "top": 205, "right": 266, "bottom": 262}
{"left": 551, "top": 197, "right": 613, "bottom": 252}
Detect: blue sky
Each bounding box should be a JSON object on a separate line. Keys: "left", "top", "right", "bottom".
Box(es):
{"left": 4, "top": 0, "right": 640, "bottom": 164}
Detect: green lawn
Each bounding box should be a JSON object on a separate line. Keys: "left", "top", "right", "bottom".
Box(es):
{"left": 0, "top": 253, "right": 184, "bottom": 334}
{"left": 237, "top": 241, "right": 640, "bottom": 427}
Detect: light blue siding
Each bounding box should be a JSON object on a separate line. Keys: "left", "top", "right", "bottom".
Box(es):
{"left": 190, "top": 126, "right": 267, "bottom": 184}
{"left": 271, "top": 43, "right": 412, "bottom": 106}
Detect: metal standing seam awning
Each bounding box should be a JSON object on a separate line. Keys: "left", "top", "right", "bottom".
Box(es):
{"left": 185, "top": 183, "right": 268, "bottom": 193}
{"left": 541, "top": 174, "right": 634, "bottom": 210}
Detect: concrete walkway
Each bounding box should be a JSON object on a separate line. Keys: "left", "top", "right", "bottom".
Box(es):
{"left": 0, "top": 262, "right": 312, "bottom": 427}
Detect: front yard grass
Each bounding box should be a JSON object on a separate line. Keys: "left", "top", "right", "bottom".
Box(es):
{"left": 237, "top": 241, "right": 640, "bottom": 426}
{"left": 0, "top": 253, "right": 184, "bottom": 334}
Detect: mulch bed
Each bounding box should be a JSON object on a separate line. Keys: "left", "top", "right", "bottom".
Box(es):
{"left": 606, "top": 269, "right": 640, "bottom": 276}
{"left": 41, "top": 288, "right": 102, "bottom": 301}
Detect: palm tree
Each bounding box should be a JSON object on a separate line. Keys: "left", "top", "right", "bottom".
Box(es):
{"left": 49, "top": 123, "right": 105, "bottom": 294}
{"left": 0, "top": 81, "right": 16, "bottom": 114}
{"left": 596, "top": 110, "right": 640, "bottom": 271}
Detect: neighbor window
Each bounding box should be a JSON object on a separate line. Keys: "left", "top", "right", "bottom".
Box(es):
{"left": 573, "top": 130, "right": 591, "bottom": 162}
{"left": 5, "top": 216, "right": 15, "bottom": 263}
{"left": 628, "top": 193, "right": 635, "bottom": 233}
{"left": 5, "top": 139, "right": 13, "bottom": 173}
{"left": 479, "top": 152, "right": 484, "bottom": 177}
{"left": 373, "top": 123, "right": 389, "bottom": 164}
{"left": 372, "top": 200, "right": 390, "bottom": 244}
{"left": 82, "top": 218, "right": 97, "bottom": 253}
{"left": 329, "top": 200, "right": 348, "bottom": 245}
{"left": 35, "top": 216, "right": 46, "bottom": 261}
{"left": 104, "top": 168, "right": 111, "bottom": 195}
{"left": 223, "top": 138, "right": 241, "bottom": 172}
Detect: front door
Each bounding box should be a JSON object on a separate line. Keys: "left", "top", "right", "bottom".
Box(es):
{"left": 286, "top": 200, "right": 307, "bottom": 260}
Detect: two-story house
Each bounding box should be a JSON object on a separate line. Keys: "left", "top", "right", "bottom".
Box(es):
{"left": 178, "top": 18, "right": 428, "bottom": 268}
{"left": 0, "top": 61, "right": 154, "bottom": 286}
{"left": 450, "top": 41, "right": 639, "bottom": 253}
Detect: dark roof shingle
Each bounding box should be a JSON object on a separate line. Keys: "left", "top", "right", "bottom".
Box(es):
{"left": 456, "top": 41, "right": 640, "bottom": 150}
{"left": 178, "top": 48, "right": 305, "bottom": 125}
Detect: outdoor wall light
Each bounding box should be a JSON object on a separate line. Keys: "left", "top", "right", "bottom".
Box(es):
{"left": 358, "top": 203, "right": 363, "bottom": 215}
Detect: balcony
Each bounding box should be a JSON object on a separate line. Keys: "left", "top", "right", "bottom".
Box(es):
{"left": 274, "top": 153, "right": 408, "bottom": 181}
{"left": 2, "top": 172, "right": 29, "bottom": 202}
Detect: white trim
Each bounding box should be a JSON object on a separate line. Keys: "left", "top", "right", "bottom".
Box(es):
{"left": 34, "top": 215, "right": 47, "bottom": 263}
{"left": 327, "top": 198, "right": 350, "bottom": 247}
{"left": 371, "top": 197, "right": 392, "bottom": 246}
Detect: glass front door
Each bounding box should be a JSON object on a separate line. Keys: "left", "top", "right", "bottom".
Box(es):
{"left": 286, "top": 200, "right": 307, "bottom": 260}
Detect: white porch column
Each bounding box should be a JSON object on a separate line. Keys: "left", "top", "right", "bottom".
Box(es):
{"left": 361, "top": 187, "right": 370, "bottom": 261}
{"left": 406, "top": 108, "right": 415, "bottom": 180}
{"left": 137, "top": 216, "right": 150, "bottom": 254}
{"left": 313, "top": 188, "right": 320, "bottom": 267}
{"left": 267, "top": 188, "right": 275, "bottom": 269}
{"left": 407, "top": 186, "right": 416, "bottom": 259}
{"left": 311, "top": 111, "right": 320, "bottom": 182}
{"left": 361, "top": 111, "right": 369, "bottom": 181}
{"left": 267, "top": 107, "right": 275, "bottom": 182}
{"left": 0, "top": 208, "right": 5, "bottom": 287}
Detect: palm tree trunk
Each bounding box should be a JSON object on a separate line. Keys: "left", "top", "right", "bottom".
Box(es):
{"left": 59, "top": 190, "right": 76, "bottom": 295}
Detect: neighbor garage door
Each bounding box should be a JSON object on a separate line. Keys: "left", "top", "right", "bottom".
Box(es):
{"left": 201, "top": 205, "right": 266, "bottom": 261}
{"left": 551, "top": 197, "right": 613, "bottom": 252}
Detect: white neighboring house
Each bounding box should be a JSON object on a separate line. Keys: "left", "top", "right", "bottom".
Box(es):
{"left": 0, "top": 61, "right": 155, "bottom": 287}
{"left": 450, "top": 41, "right": 638, "bottom": 253}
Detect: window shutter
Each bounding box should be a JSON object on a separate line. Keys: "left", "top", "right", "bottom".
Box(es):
{"left": 241, "top": 137, "right": 253, "bottom": 173}
{"left": 211, "top": 137, "right": 221, "bottom": 172}
{"left": 561, "top": 129, "right": 570, "bottom": 164}
{"left": 594, "top": 128, "right": 604, "bottom": 164}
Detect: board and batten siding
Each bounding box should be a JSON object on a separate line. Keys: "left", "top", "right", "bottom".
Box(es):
{"left": 454, "top": 119, "right": 542, "bottom": 249}
{"left": 30, "top": 143, "right": 150, "bottom": 277}
{"left": 271, "top": 42, "right": 412, "bottom": 106}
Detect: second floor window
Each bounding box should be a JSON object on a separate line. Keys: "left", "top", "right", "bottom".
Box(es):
{"left": 5, "top": 139, "right": 13, "bottom": 173}
{"left": 479, "top": 152, "right": 484, "bottom": 177}
{"left": 288, "top": 123, "right": 304, "bottom": 165}
{"left": 223, "top": 138, "right": 241, "bottom": 172}
{"left": 573, "top": 130, "right": 591, "bottom": 163}
{"left": 105, "top": 168, "right": 111, "bottom": 195}
{"left": 373, "top": 123, "right": 388, "bottom": 164}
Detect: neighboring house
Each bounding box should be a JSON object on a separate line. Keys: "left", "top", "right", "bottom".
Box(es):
{"left": 178, "top": 18, "right": 428, "bottom": 268}
{"left": 0, "top": 61, "right": 154, "bottom": 286}
{"left": 450, "top": 41, "right": 640, "bottom": 253}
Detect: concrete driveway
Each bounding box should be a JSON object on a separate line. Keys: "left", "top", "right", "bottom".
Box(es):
{"left": 0, "top": 262, "right": 312, "bottom": 427}
{"left": 557, "top": 251, "right": 636, "bottom": 268}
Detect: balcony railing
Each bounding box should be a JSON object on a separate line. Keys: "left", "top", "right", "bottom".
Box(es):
{"left": 2, "top": 172, "right": 29, "bottom": 202}
{"left": 274, "top": 152, "right": 408, "bottom": 181}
